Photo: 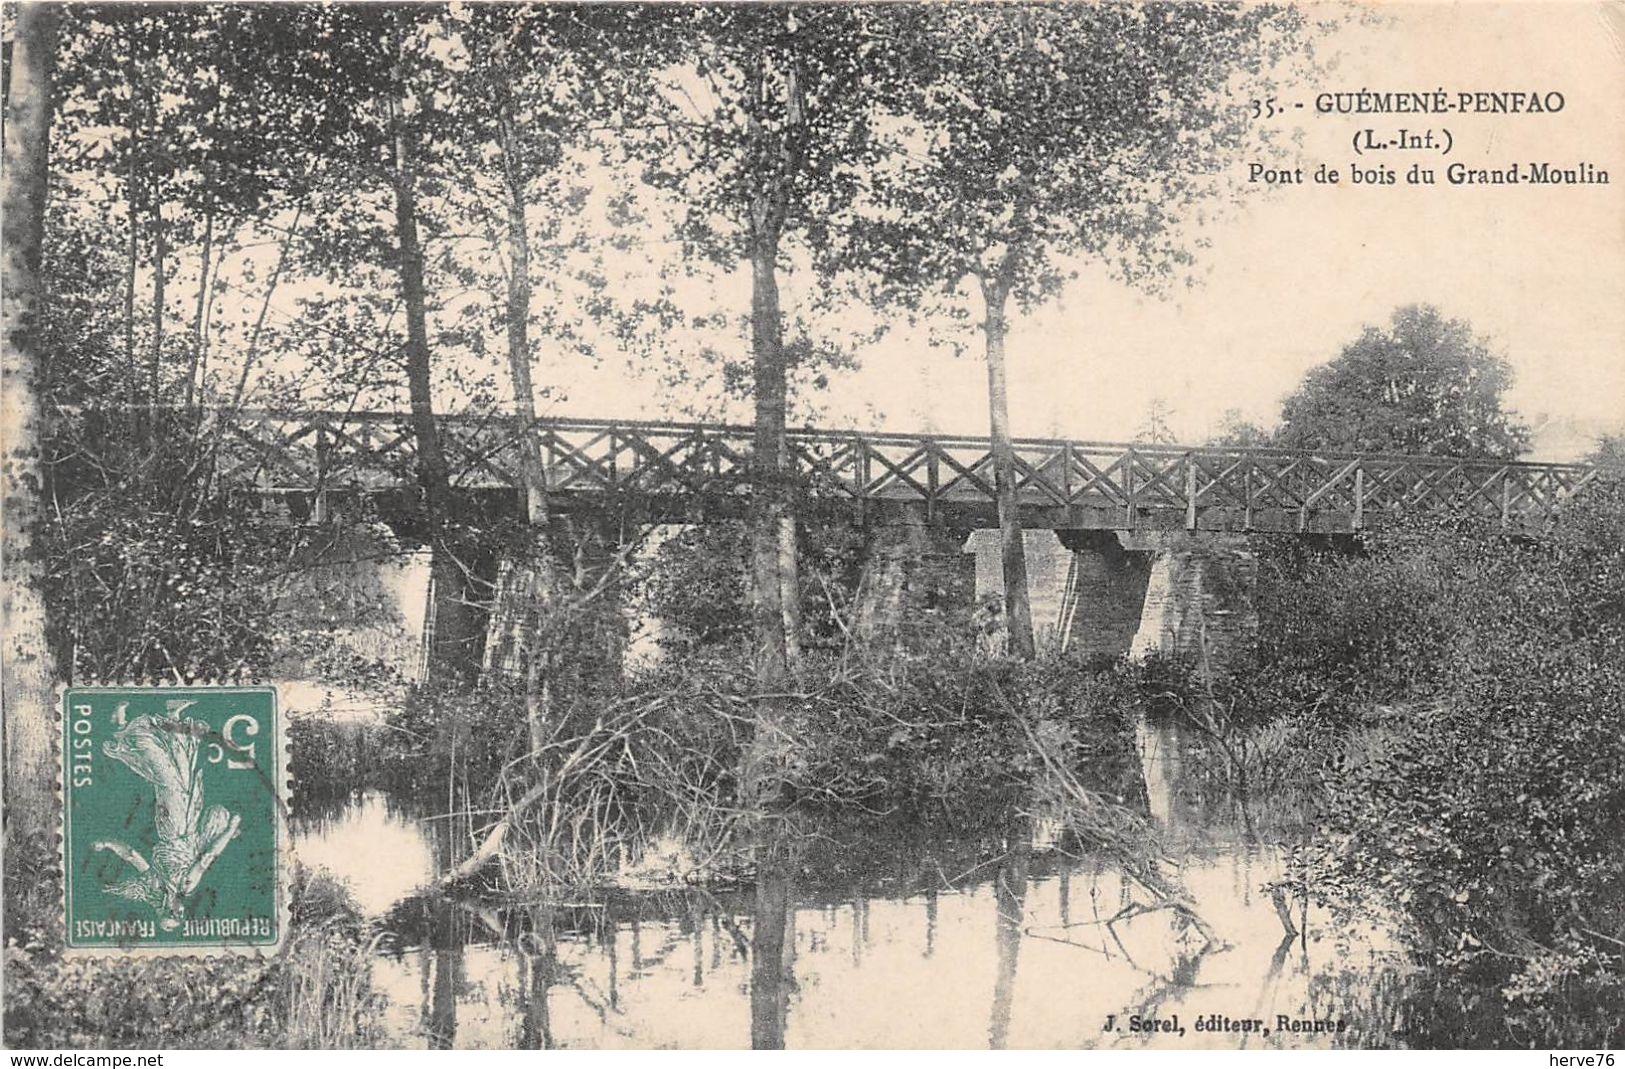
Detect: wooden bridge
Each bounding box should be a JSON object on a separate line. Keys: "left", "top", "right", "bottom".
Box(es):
{"left": 216, "top": 410, "right": 1601, "bottom": 535}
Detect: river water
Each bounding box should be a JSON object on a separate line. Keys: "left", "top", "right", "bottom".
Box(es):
{"left": 288, "top": 720, "right": 1408, "bottom": 1050}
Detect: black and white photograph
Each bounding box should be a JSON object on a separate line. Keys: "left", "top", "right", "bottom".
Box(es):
{"left": 2, "top": 0, "right": 1622, "bottom": 1053}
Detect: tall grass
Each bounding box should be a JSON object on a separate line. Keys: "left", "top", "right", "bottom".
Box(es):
{"left": 272, "top": 925, "right": 390, "bottom": 1048}
{"left": 2, "top": 856, "right": 391, "bottom": 1050}
{"left": 288, "top": 714, "right": 389, "bottom": 815}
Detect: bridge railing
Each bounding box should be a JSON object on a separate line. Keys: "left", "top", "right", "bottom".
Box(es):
{"left": 208, "top": 410, "right": 1599, "bottom": 533}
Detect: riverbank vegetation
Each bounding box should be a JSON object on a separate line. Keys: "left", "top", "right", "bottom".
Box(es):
{"left": 1141, "top": 480, "right": 1625, "bottom": 1047}
{"left": 301, "top": 635, "right": 1151, "bottom": 887}
{"left": 4, "top": 862, "right": 389, "bottom": 1048}
{"left": 1152, "top": 308, "right": 1625, "bottom": 1047}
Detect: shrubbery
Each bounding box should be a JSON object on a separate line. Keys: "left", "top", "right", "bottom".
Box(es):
{"left": 3, "top": 855, "right": 389, "bottom": 1049}
{"left": 773, "top": 650, "right": 1144, "bottom": 823}
{"left": 1240, "top": 483, "right": 1625, "bottom": 1047}
{"left": 362, "top": 637, "right": 1148, "bottom": 891}
{"left": 288, "top": 715, "right": 387, "bottom": 815}
{"left": 1124, "top": 480, "right": 1624, "bottom": 1046}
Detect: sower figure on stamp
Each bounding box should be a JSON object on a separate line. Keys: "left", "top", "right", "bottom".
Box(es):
{"left": 91, "top": 700, "right": 242, "bottom": 931}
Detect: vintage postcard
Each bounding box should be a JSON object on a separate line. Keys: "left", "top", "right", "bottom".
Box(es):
{"left": 1, "top": 0, "right": 1620, "bottom": 1053}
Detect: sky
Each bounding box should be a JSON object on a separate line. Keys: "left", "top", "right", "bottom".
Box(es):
{"left": 192, "top": 2, "right": 1624, "bottom": 462}
{"left": 530, "top": 2, "right": 1625, "bottom": 459}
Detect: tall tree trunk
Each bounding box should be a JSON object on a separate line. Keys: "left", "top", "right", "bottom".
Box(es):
{"left": 183, "top": 188, "right": 215, "bottom": 409}
{"left": 741, "top": 38, "right": 805, "bottom": 807}
{"left": 497, "top": 107, "right": 547, "bottom": 528}
{"left": 148, "top": 205, "right": 165, "bottom": 406}
{"left": 743, "top": 220, "right": 793, "bottom": 805}
{"left": 389, "top": 88, "right": 478, "bottom": 684}
{"left": 980, "top": 275, "right": 1035, "bottom": 658}
{"left": 1, "top": 2, "right": 61, "bottom": 860}
{"left": 122, "top": 31, "right": 140, "bottom": 416}
{"left": 145, "top": 198, "right": 166, "bottom": 460}
{"left": 183, "top": 89, "right": 222, "bottom": 411}
{"left": 496, "top": 67, "right": 555, "bottom": 754}
{"left": 778, "top": 514, "right": 801, "bottom": 663}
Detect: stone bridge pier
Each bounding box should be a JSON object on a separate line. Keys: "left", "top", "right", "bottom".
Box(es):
{"left": 970, "top": 528, "right": 1259, "bottom": 672}
{"left": 853, "top": 525, "right": 977, "bottom": 646}
{"left": 1055, "top": 531, "right": 1154, "bottom": 660}
{"left": 1120, "top": 531, "right": 1259, "bottom": 671}
{"left": 482, "top": 512, "right": 629, "bottom": 684}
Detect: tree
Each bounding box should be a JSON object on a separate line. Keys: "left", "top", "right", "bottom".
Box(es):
{"left": 32, "top": 6, "right": 414, "bottom": 689}
{"left": 1135, "top": 397, "right": 1178, "bottom": 445}
{"left": 383, "top": 11, "right": 483, "bottom": 685}
{"left": 51, "top": 6, "right": 347, "bottom": 417}
{"left": 2, "top": 1, "right": 61, "bottom": 857}
{"left": 1209, "top": 407, "right": 1274, "bottom": 448}
{"left": 1277, "top": 304, "right": 1530, "bottom": 459}
{"left": 459, "top": 6, "right": 571, "bottom": 753}
{"left": 634, "top": 6, "right": 914, "bottom": 801}
{"left": 251, "top": 4, "right": 490, "bottom": 685}
{"left": 861, "top": 3, "right": 1299, "bottom": 659}
{"left": 446, "top": 5, "right": 662, "bottom": 752}
{"left": 1584, "top": 433, "right": 1625, "bottom": 472}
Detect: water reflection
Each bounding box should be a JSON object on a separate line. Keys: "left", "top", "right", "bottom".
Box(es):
{"left": 291, "top": 762, "right": 1405, "bottom": 1048}
{"left": 516, "top": 907, "right": 558, "bottom": 1050}
{"left": 1136, "top": 714, "right": 1191, "bottom": 832}
{"left": 402, "top": 876, "right": 1374, "bottom": 1046}
{"left": 427, "top": 823, "right": 461, "bottom": 1049}
{"left": 750, "top": 841, "right": 794, "bottom": 1050}
{"left": 290, "top": 791, "right": 436, "bottom": 915}
{"left": 988, "top": 819, "right": 1031, "bottom": 1049}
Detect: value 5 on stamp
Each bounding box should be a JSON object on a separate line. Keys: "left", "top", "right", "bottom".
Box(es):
{"left": 61, "top": 686, "right": 286, "bottom": 955}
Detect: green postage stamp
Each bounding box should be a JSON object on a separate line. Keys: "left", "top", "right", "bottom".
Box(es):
{"left": 60, "top": 686, "right": 287, "bottom": 956}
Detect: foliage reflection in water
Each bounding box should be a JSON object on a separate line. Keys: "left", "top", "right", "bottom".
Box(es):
{"left": 290, "top": 771, "right": 1405, "bottom": 1049}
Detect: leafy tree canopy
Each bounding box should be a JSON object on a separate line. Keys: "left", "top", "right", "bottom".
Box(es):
{"left": 1276, "top": 304, "right": 1530, "bottom": 460}
{"left": 855, "top": 2, "right": 1302, "bottom": 308}
{"left": 1209, "top": 407, "right": 1274, "bottom": 447}
{"left": 1587, "top": 433, "right": 1625, "bottom": 471}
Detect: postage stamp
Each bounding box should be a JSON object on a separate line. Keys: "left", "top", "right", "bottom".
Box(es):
{"left": 60, "top": 686, "right": 287, "bottom": 956}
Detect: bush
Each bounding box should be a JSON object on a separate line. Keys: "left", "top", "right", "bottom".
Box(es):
{"left": 366, "top": 640, "right": 1150, "bottom": 892}
{"left": 773, "top": 651, "right": 1144, "bottom": 826}
{"left": 635, "top": 516, "right": 871, "bottom": 655}
{"left": 3, "top": 850, "right": 389, "bottom": 1050}
{"left": 1265, "top": 482, "right": 1625, "bottom": 1047}
{"left": 289, "top": 715, "right": 387, "bottom": 815}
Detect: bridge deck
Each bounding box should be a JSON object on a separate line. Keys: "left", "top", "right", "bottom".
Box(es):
{"left": 204, "top": 410, "right": 1597, "bottom": 535}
